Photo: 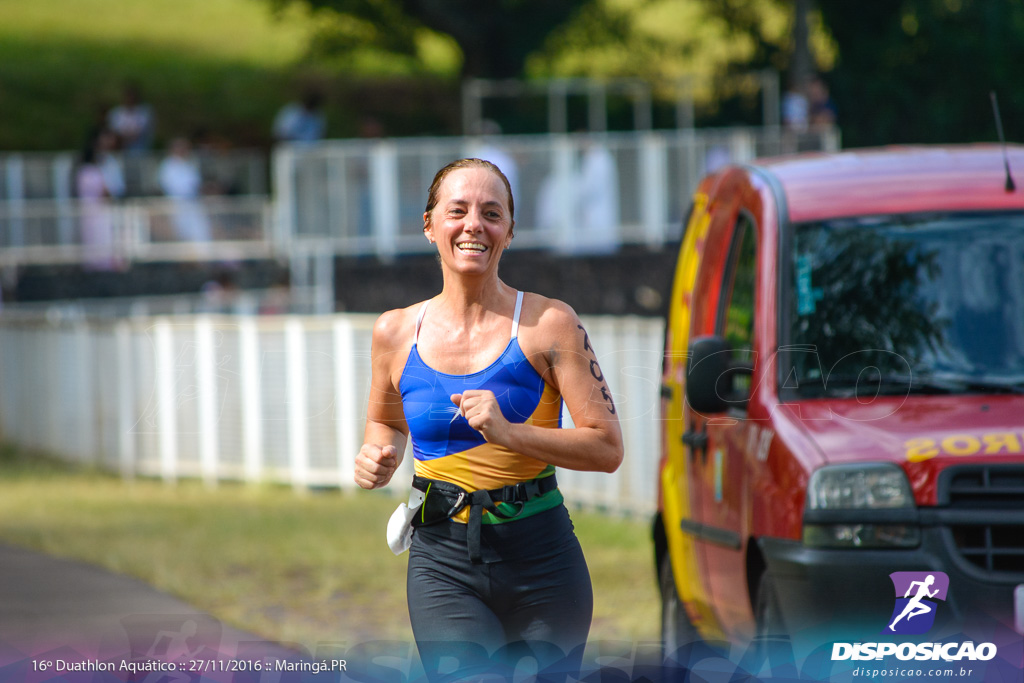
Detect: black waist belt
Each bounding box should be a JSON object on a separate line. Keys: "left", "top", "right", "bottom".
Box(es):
{"left": 410, "top": 474, "right": 559, "bottom": 563}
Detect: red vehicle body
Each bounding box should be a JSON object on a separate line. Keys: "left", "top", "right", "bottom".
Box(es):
{"left": 654, "top": 145, "right": 1024, "bottom": 652}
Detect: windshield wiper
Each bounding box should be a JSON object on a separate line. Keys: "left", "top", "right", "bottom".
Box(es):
{"left": 794, "top": 373, "right": 954, "bottom": 397}
{"left": 947, "top": 377, "right": 1024, "bottom": 395}
{"left": 791, "top": 372, "right": 1024, "bottom": 398}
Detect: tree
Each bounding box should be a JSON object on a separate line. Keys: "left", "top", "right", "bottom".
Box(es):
{"left": 817, "top": 0, "right": 1024, "bottom": 146}
{"left": 267, "top": 0, "right": 593, "bottom": 78}
{"left": 528, "top": 0, "right": 835, "bottom": 123}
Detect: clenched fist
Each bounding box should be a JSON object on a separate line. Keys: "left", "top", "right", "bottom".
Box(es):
{"left": 354, "top": 443, "right": 399, "bottom": 489}
{"left": 451, "top": 390, "right": 512, "bottom": 446}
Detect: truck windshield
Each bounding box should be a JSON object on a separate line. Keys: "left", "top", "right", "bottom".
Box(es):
{"left": 784, "top": 211, "right": 1024, "bottom": 398}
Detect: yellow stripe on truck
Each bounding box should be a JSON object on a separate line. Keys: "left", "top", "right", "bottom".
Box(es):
{"left": 662, "top": 191, "right": 726, "bottom": 641}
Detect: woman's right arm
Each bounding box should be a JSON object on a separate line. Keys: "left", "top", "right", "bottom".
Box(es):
{"left": 354, "top": 310, "right": 410, "bottom": 490}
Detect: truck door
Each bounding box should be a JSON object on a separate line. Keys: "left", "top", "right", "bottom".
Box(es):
{"left": 689, "top": 211, "right": 759, "bottom": 634}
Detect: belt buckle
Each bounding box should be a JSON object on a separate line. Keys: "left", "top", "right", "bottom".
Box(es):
{"left": 503, "top": 482, "right": 527, "bottom": 504}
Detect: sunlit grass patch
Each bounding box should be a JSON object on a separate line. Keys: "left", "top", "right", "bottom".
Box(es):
{"left": 0, "top": 445, "right": 659, "bottom": 649}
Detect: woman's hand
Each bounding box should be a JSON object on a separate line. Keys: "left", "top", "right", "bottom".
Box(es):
{"left": 451, "top": 391, "right": 511, "bottom": 445}
{"left": 354, "top": 443, "right": 399, "bottom": 489}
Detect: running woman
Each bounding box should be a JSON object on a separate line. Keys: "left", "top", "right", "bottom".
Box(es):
{"left": 354, "top": 158, "right": 623, "bottom": 681}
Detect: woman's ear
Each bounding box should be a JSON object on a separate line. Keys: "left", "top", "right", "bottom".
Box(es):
{"left": 505, "top": 221, "right": 515, "bottom": 249}
{"left": 423, "top": 212, "right": 434, "bottom": 243}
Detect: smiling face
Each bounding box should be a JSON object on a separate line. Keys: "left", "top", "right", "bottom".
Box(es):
{"left": 423, "top": 165, "right": 515, "bottom": 277}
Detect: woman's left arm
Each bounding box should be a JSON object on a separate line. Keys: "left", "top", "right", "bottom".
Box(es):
{"left": 452, "top": 300, "right": 623, "bottom": 473}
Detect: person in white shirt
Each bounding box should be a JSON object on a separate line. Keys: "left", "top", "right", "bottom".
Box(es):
{"left": 107, "top": 84, "right": 154, "bottom": 154}
{"left": 158, "top": 137, "right": 211, "bottom": 245}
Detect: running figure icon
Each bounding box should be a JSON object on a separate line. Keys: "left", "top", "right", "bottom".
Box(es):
{"left": 889, "top": 574, "right": 940, "bottom": 631}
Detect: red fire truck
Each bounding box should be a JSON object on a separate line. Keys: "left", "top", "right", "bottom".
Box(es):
{"left": 655, "top": 145, "right": 1024, "bottom": 653}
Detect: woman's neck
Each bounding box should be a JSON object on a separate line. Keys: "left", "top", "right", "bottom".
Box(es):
{"left": 435, "top": 272, "right": 513, "bottom": 321}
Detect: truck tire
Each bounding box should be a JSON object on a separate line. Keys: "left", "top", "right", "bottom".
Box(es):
{"left": 754, "top": 570, "right": 786, "bottom": 638}
{"left": 659, "top": 553, "right": 701, "bottom": 659}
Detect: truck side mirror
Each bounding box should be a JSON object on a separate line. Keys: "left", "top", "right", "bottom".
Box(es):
{"left": 686, "top": 335, "right": 753, "bottom": 414}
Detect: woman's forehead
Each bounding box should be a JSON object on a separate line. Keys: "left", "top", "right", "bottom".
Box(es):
{"left": 438, "top": 167, "right": 508, "bottom": 204}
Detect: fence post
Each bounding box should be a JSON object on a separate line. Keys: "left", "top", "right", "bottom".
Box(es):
{"left": 370, "top": 142, "right": 399, "bottom": 261}
{"left": 196, "top": 316, "right": 219, "bottom": 486}
{"left": 640, "top": 134, "right": 668, "bottom": 248}
{"left": 5, "top": 155, "right": 25, "bottom": 248}
{"left": 553, "top": 136, "right": 575, "bottom": 252}
{"left": 75, "top": 322, "right": 97, "bottom": 465}
{"left": 272, "top": 146, "right": 296, "bottom": 257}
{"left": 286, "top": 319, "right": 309, "bottom": 489}
{"left": 729, "top": 129, "right": 757, "bottom": 164}
{"left": 154, "top": 319, "right": 178, "bottom": 483}
{"left": 334, "top": 316, "right": 357, "bottom": 489}
{"left": 54, "top": 153, "right": 75, "bottom": 246}
{"left": 116, "top": 321, "right": 137, "bottom": 479}
{"left": 240, "top": 318, "right": 263, "bottom": 484}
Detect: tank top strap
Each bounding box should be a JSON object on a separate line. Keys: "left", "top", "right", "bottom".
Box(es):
{"left": 413, "top": 301, "right": 430, "bottom": 345}
{"left": 510, "top": 290, "right": 524, "bottom": 340}
{"left": 415, "top": 292, "right": 522, "bottom": 345}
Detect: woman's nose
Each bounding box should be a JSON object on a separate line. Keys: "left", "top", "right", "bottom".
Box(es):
{"left": 462, "top": 208, "right": 482, "bottom": 231}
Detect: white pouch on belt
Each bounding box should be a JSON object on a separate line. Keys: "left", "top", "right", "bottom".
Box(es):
{"left": 386, "top": 487, "right": 425, "bottom": 555}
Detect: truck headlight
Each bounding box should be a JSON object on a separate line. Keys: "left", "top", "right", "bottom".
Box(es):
{"left": 803, "top": 464, "right": 920, "bottom": 548}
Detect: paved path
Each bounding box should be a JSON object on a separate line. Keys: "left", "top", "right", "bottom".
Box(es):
{"left": 0, "top": 544, "right": 308, "bottom": 677}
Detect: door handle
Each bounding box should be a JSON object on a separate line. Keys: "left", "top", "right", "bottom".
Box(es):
{"left": 682, "top": 427, "right": 708, "bottom": 462}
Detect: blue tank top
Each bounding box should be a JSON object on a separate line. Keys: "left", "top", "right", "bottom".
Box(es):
{"left": 399, "top": 291, "right": 564, "bottom": 522}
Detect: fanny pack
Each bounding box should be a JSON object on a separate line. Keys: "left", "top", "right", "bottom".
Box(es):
{"left": 410, "top": 474, "right": 559, "bottom": 563}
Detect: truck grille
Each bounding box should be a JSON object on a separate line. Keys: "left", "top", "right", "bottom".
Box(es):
{"left": 940, "top": 465, "right": 1024, "bottom": 574}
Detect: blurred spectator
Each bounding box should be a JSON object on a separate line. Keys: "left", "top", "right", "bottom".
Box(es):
{"left": 159, "top": 137, "right": 211, "bottom": 245}
{"left": 200, "top": 268, "right": 241, "bottom": 313}
{"left": 259, "top": 271, "right": 292, "bottom": 315}
{"left": 273, "top": 86, "right": 326, "bottom": 144}
{"left": 807, "top": 77, "right": 838, "bottom": 129}
{"left": 355, "top": 116, "right": 385, "bottom": 238}
{"left": 95, "top": 129, "right": 125, "bottom": 200}
{"left": 107, "top": 83, "right": 155, "bottom": 154}
{"left": 704, "top": 145, "right": 731, "bottom": 174}
{"left": 191, "top": 125, "right": 237, "bottom": 196}
{"left": 576, "top": 138, "right": 620, "bottom": 255}
{"left": 76, "top": 140, "right": 120, "bottom": 270}
{"left": 782, "top": 79, "right": 810, "bottom": 132}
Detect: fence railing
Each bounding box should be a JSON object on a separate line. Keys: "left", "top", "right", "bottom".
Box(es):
{"left": 0, "top": 196, "right": 273, "bottom": 266}
{"left": 0, "top": 150, "right": 268, "bottom": 201}
{"left": 0, "top": 312, "right": 666, "bottom": 515}
{"left": 275, "top": 126, "right": 839, "bottom": 260}
{"left": 0, "top": 126, "right": 838, "bottom": 269}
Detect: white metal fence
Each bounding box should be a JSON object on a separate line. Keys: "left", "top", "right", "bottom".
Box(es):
{"left": 0, "top": 196, "right": 273, "bottom": 267}
{"left": 275, "top": 127, "right": 839, "bottom": 260}
{"left": 0, "top": 312, "right": 666, "bottom": 515}
{"left": 0, "top": 150, "right": 267, "bottom": 201}
{"left": 0, "top": 127, "right": 837, "bottom": 269}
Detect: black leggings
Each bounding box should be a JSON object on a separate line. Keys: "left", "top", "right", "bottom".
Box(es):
{"left": 407, "top": 504, "right": 593, "bottom": 682}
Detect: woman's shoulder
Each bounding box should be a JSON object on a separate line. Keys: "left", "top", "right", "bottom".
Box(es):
{"left": 371, "top": 302, "right": 425, "bottom": 352}
{"left": 518, "top": 291, "right": 583, "bottom": 348}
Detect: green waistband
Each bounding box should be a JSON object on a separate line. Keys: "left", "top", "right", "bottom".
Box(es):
{"left": 481, "top": 465, "right": 560, "bottom": 524}
{"left": 483, "top": 487, "right": 564, "bottom": 524}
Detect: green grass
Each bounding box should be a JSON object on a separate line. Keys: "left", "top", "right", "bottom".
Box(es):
{"left": 0, "top": 0, "right": 313, "bottom": 150}
{"left": 0, "top": 445, "right": 659, "bottom": 650}
{"left": 0, "top": 0, "right": 461, "bottom": 150}
{"left": 0, "top": 0, "right": 311, "bottom": 65}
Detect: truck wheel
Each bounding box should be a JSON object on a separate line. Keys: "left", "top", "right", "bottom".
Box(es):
{"left": 659, "top": 554, "right": 701, "bottom": 658}
{"left": 754, "top": 570, "right": 785, "bottom": 638}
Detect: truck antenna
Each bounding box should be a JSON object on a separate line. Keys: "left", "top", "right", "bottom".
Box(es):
{"left": 990, "top": 90, "right": 1016, "bottom": 192}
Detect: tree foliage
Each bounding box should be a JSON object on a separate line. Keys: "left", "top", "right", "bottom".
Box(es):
{"left": 268, "top": 0, "right": 593, "bottom": 78}
{"left": 817, "top": 0, "right": 1024, "bottom": 147}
